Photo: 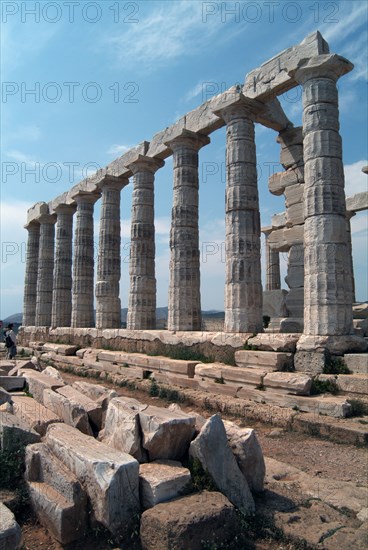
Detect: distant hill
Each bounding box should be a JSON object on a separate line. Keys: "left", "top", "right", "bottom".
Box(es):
{"left": 3, "top": 313, "right": 23, "bottom": 324}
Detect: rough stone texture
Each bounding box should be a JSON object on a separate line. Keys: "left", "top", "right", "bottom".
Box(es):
{"left": 20, "top": 370, "right": 64, "bottom": 404}
{"left": 263, "top": 289, "right": 288, "bottom": 318}
{"left": 247, "top": 333, "right": 300, "bottom": 352}
{"left": 297, "top": 334, "right": 367, "bottom": 354}
{"left": 35, "top": 213, "right": 56, "bottom": 327}
{"left": 295, "top": 54, "right": 354, "bottom": 338}
{"left": 317, "top": 373, "right": 368, "bottom": 396}
{"left": 353, "top": 303, "right": 368, "bottom": 319}
{"left": 12, "top": 395, "right": 62, "bottom": 436}
{"left": 57, "top": 385, "right": 102, "bottom": 430}
{"left": 166, "top": 130, "right": 209, "bottom": 331}
{"left": 0, "top": 388, "right": 12, "bottom": 406}
{"left": 223, "top": 420, "right": 265, "bottom": 493}
{"left": 51, "top": 204, "right": 75, "bottom": 328}
{"left": 343, "top": 354, "right": 368, "bottom": 374}
{"left": 45, "top": 423, "right": 140, "bottom": 537}
{"left": 0, "top": 411, "right": 41, "bottom": 451}
{"left": 268, "top": 166, "right": 304, "bottom": 196}
{"left": 285, "top": 244, "right": 304, "bottom": 290}
{"left": 280, "top": 317, "right": 304, "bottom": 333}
{"left": 195, "top": 363, "right": 265, "bottom": 388}
{"left": 264, "top": 230, "right": 281, "bottom": 290}
{"left": 214, "top": 98, "right": 264, "bottom": 333}
{"left": 127, "top": 157, "right": 164, "bottom": 330}
{"left": 0, "top": 377, "right": 25, "bottom": 391}
{"left": 44, "top": 388, "right": 93, "bottom": 435}
{"left": 25, "top": 442, "right": 87, "bottom": 544}
{"left": 43, "top": 366, "right": 64, "bottom": 381}
{"left": 71, "top": 192, "right": 100, "bottom": 328}
{"left": 189, "top": 414, "right": 255, "bottom": 513}
{"left": 0, "top": 502, "right": 22, "bottom": 549}
{"left": 271, "top": 211, "right": 287, "bottom": 228}
{"left": 72, "top": 381, "right": 118, "bottom": 412}
{"left": 263, "top": 372, "right": 312, "bottom": 395}
{"left": 42, "top": 343, "right": 78, "bottom": 356}
{"left": 23, "top": 222, "right": 40, "bottom": 326}
{"left": 235, "top": 350, "right": 293, "bottom": 371}
{"left": 140, "top": 491, "right": 237, "bottom": 550}
{"left": 285, "top": 287, "right": 304, "bottom": 318}
{"left": 99, "top": 396, "right": 147, "bottom": 461}
{"left": 139, "top": 460, "right": 191, "bottom": 510}
{"left": 139, "top": 405, "right": 196, "bottom": 461}
{"left": 267, "top": 225, "right": 304, "bottom": 252}
{"left": 95, "top": 176, "right": 127, "bottom": 329}
{"left": 294, "top": 350, "right": 327, "bottom": 374}
{"left": 346, "top": 191, "right": 368, "bottom": 212}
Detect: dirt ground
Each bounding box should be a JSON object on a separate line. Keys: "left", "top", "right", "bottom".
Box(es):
{"left": 10, "top": 372, "right": 368, "bottom": 549}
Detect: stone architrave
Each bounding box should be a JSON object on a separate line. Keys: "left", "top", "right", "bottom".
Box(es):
{"left": 263, "top": 228, "right": 281, "bottom": 291}
{"left": 71, "top": 192, "right": 100, "bottom": 328}
{"left": 95, "top": 176, "right": 128, "bottom": 329}
{"left": 51, "top": 204, "right": 76, "bottom": 328}
{"left": 35, "top": 213, "right": 56, "bottom": 327}
{"left": 165, "top": 130, "right": 210, "bottom": 331}
{"left": 295, "top": 55, "right": 354, "bottom": 338}
{"left": 127, "top": 156, "right": 164, "bottom": 330}
{"left": 214, "top": 97, "right": 264, "bottom": 333}
{"left": 23, "top": 221, "right": 40, "bottom": 326}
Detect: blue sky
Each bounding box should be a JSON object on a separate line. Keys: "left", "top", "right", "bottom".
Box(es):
{"left": 1, "top": 0, "right": 367, "bottom": 319}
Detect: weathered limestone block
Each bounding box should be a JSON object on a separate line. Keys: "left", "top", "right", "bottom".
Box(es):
{"left": 57, "top": 385, "right": 102, "bottom": 430}
{"left": 342, "top": 354, "right": 368, "bottom": 374}
{"left": 45, "top": 423, "right": 140, "bottom": 537}
{"left": 271, "top": 212, "right": 287, "bottom": 228}
{"left": 25, "top": 443, "right": 87, "bottom": 544}
{"left": 12, "top": 395, "right": 62, "bottom": 436}
{"left": 280, "top": 144, "right": 304, "bottom": 170}
{"left": 139, "top": 406, "right": 196, "bottom": 461}
{"left": 285, "top": 287, "right": 304, "bottom": 317}
{"left": 8, "top": 360, "right": 37, "bottom": 377}
{"left": 0, "top": 361, "right": 17, "bottom": 374}
{"left": 43, "top": 366, "right": 64, "bottom": 382}
{"left": 72, "top": 381, "right": 118, "bottom": 408}
{"left": 268, "top": 225, "right": 304, "bottom": 252}
{"left": 235, "top": 350, "right": 293, "bottom": 371}
{"left": 140, "top": 491, "right": 237, "bottom": 550}
{"left": 297, "top": 335, "right": 367, "bottom": 355}
{"left": 264, "top": 372, "right": 312, "bottom": 395}
{"left": 0, "top": 388, "right": 12, "bottom": 406}
{"left": 268, "top": 166, "right": 304, "bottom": 195}
{"left": 0, "top": 377, "right": 25, "bottom": 391}
{"left": 346, "top": 191, "right": 368, "bottom": 213}
{"left": 0, "top": 411, "right": 41, "bottom": 451}
{"left": 189, "top": 414, "right": 255, "bottom": 514}
{"left": 99, "top": 397, "right": 147, "bottom": 462}
{"left": 352, "top": 303, "right": 368, "bottom": 319}
{"left": 0, "top": 503, "right": 22, "bottom": 549}
{"left": 223, "top": 420, "right": 265, "bottom": 493}
{"left": 280, "top": 317, "right": 304, "bottom": 333}
{"left": 286, "top": 202, "right": 304, "bottom": 226}
{"left": 247, "top": 333, "right": 300, "bottom": 353}
{"left": 285, "top": 183, "right": 304, "bottom": 207}
{"left": 44, "top": 389, "right": 93, "bottom": 435}
{"left": 139, "top": 460, "right": 191, "bottom": 510}
{"left": 263, "top": 289, "right": 288, "bottom": 318}
{"left": 42, "top": 343, "right": 78, "bottom": 356}
{"left": 317, "top": 374, "right": 368, "bottom": 395}
{"left": 294, "top": 351, "right": 327, "bottom": 374}
{"left": 19, "top": 370, "right": 64, "bottom": 404}
{"left": 285, "top": 244, "right": 304, "bottom": 289}
{"left": 195, "top": 363, "right": 265, "bottom": 387}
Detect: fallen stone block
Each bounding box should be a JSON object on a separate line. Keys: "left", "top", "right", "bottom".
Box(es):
{"left": 43, "top": 366, "right": 65, "bottom": 382}
{"left": 247, "top": 333, "right": 300, "bottom": 353}
{"left": 317, "top": 373, "right": 368, "bottom": 396}
{"left": 43, "top": 389, "right": 93, "bottom": 435}
{"left": 0, "top": 411, "right": 41, "bottom": 451}
{"left": 264, "top": 372, "right": 312, "bottom": 395}
{"left": 45, "top": 423, "right": 140, "bottom": 537}
{"left": 0, "top": 502, "right": 22, "bottom": 549}
{"left": 151, "top": 372, "right": 199, "bottom": 390}
{"left": 139, "top": 406, "right": 196, "bottom": 461}
{"left": 25, "top": 442, "right": 87, "bottom": 544}
{"left": 294, "top": 351, "right": 326, "bottom": 374}
{"left": 189, "top": 414, "right": 255, "bottom": 514}
{"left": 280, "top": 317, "right": 304, "bottom": 333}
{"left": 19, "top": 370, "right": 64, "bottom": 404}
{"left": 42, "top": 343, "right": 78, "bottom": 356}
{"left": 0, "top": 388, "right": 12, "bottom": 407}
{"left": 195, "top": 363, "right": 265, "bottom": 387}
{"left": 139, "top": 460, "right": 191, "bottom": 510}
{"left": 99, "top": 396, "right": 147, "bottom": 462}
{"left": 57, "top": 385, "right": 102, "bottom": 430}
{"left": 0, "top": 376, "right": 25, "bottom": 391}
{"left": 223, "top": 420, "right": 265, "bottom": 494}
{"left": 0, "top": 361, "right": 16, "bottom": 375}
{"left": 343, "top": 354, "right": 368, "bottom": 374}
{"left": 12, "top": 395, "right": 62, "bottom": 436}
{"left": 235, "top": 350, "right": 293, "bottom": 371}
{"left": 263, "top": 289, "right": 288, "bottom": 318}
{"left": 140, "top": 491, "right": 238, "bottom": 550}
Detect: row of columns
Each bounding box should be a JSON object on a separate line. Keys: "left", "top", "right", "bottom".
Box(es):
{"left": 23, "top": 54, "right": 355, "bottom": 337}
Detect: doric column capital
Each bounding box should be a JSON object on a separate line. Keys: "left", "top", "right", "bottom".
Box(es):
{"left": 96, "top": 175, "right": 129, "bottom": 192}
{"left": 213, "top": 96, "right": 265, "bottom": 123}
{"left": 165, "top": 129, "right": 210, "bottom": 152}
{"left": 54, "top": 204, "right": 77, "bottom": 216}
{"left": 24, "top": 220, "right": 40, "bottom": 231}
{"left": 127, "top": 155, "right": 165, "bottom": 175}
{"left": 295, "top": 54, "right": 353, "bottom": 85}
{"left": 71, "top": 191, "right": 101, "bottom": 205}
{"left": 38, "top": 213, "right": 57, "bottom": 225}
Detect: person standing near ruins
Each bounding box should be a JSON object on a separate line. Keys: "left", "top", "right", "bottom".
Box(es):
{"left": 4, "top": 323, "right": 17, "bottom": 359}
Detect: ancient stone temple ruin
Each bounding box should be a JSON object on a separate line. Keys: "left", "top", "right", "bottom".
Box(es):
{"left": 20, "top": 31, "right": 367, "bottom": 359}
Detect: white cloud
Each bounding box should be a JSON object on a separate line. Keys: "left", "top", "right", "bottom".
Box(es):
{"left": 344, "top": 160, "right": 368, "bottom": 196}
{"left": 321, "top": 2, "right": 367, "bottom": 45}
{"left": 107, "top": 144, "right": 131, "bottom": 156}
{"left": 185, "top": 80, "right": 212, "bottom": 102}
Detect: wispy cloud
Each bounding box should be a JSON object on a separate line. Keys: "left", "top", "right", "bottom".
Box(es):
{"left": 107, "top": 144, "right": 132, "bottom": 156}
{"left": 321, "top": 1, "right": 367, "bottom": 44}
{"left": 185, "top": 80, "right": 213, "bottom": 102}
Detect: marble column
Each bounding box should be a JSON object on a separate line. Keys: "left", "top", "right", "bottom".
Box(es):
{"left": 215, "top": 98, "right": 264, "bottom": 333}
{"left": 346, "top": 211, "right": 356, "bottom": 304}
{"left": 35, "top": 214, "right": 56, "bottom": 326}
{"left": 95, "top": 176, "right": 127, "bottom": 329}
{"left": 23, "top": 222, "right": 40, "bottom": 326}
{"left": 51, "top": 204, "right": 76, "bottom": 327}
{"left": 295, "top": 54, "right": 354, "bottom": 337}
{"left": 71, "top": 192, "right": 100, "bottom": 328}
{"left": 127, "top": 156, "right": 164, "bottom": 330}
{"left": 165, "top": 130, "right": 210, "bottom": 331}
{"left": 264, "top": 230, "right": 281, "bottom": 291}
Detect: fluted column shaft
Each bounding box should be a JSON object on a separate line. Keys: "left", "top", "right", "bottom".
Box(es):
{"left": 127, "top": 157, "right": 164, "bottom": 330}
{"left": 166, "top": 130, "right": 210, "bottom": 331}
{"left": 23, "top": 222, "right": 40, "bottom": 326}
{"left": 51, "top": 205, "right": 76, "bottom": 327}
{"left": 296, "top": 55, "right": 354, "bottom": 336}
{"left": 72, "top": 193, "right": 100, "bottom": 328}
{"left": 35, "top": 214, "right": 56, "bottom": 326}
{"left": 265, "top": 236, "right": 281, "bottom": 291}
{"left": 217, "top": 100, "right": 264, "bottom": 333}
{"left": 95, "top": 177, "right": 127, "bottom": 329}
